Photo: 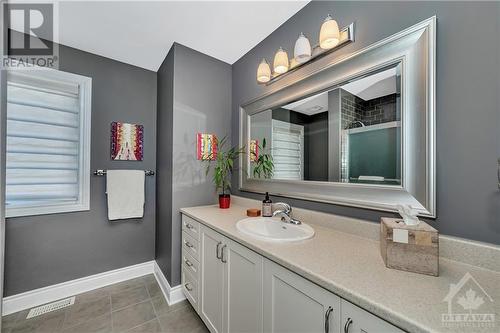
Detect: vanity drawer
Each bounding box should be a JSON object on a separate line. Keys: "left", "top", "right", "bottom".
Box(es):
{"left": 182, "top": 231, "right": 200, "bottom": 261}
{"left": 182, "top": 215, "right": 200, "bottom": 241}
{"left": 182, "top": 267, "right": 198, "bottom": 309}
{"left": 182, "top": 249, "right": 199, "bottom": 278}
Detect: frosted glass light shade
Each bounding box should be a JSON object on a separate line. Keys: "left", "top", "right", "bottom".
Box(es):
{"left": 319, "top": 15, "right": 340, "bottom": 49}
{"left": 273, "top": 47, "right": 289, "bottom": 74}
{"left": 256, "top": 59, "right": 271, "bottom": 83}
{"left": 294, "top": 33, "right": 311, "bottom": 64}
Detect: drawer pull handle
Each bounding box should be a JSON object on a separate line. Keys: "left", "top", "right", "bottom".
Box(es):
{"left": 216, "top": 242, "right": 222, "bottom": 259}
{"left": 324, "top": 306, "right": 333, "bottom": 333}
{"left": 185, "top": 241, "right": 194, "bottom": 248}
{"left": 184, "top": 283, "right": 193, "bottom": 291}
{"left": 221, "top": 244, "right": 227, "bottom": 263}
{"left": 344, "top": 318, "right": 353, "bottom": 333}
{"left": 185, "top": 259, "right": 193, "bottom": 267}
{"left": 186, "top": 223, "right": 194, "bottom": 230}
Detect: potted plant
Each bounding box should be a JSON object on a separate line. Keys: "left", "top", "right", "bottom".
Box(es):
{"left": 251, "top": 138, "right": 274, "bottom": 179}
{"left": 204, "top": 136, "right": 245, "bottom": 209}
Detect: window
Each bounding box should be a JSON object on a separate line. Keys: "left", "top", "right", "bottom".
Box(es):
{"left": 5, "top": 69, "right": 91, "bottom": 217}
{"left": 271, "top": 119, "right": 304, "bottom": 180}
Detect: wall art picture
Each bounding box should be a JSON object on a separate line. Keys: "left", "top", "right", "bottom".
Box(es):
{"left": 197, "top": 133, "right": 217, "bottom": 160}
{"left": 111, "top": 122, "right": 144, "bottom": 161}
{"left": 250, "top": 139, "right": 259, "bottom": 162}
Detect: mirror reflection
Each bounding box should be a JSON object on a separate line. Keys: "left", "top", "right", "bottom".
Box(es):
{"left": 249, "top": 63, "right": 401, "bottom": 185}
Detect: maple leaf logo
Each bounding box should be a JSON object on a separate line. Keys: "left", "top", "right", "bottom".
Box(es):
{"left": 457, "top": 289, "right": 484, "bottom": 314}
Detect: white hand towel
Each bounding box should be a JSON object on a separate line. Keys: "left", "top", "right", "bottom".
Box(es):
{"left": 106, "top": 170, "right": 145, "bottom": 221}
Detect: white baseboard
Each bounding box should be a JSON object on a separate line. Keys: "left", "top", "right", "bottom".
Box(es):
{"left": 2, "top": 260, "right": 164, "bottom": 316}
{"left": 153, "top": 262, "right": 186, "bottom": 305}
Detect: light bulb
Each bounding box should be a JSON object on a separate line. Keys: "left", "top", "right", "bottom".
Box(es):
{"left": 256, "top": 58, "right": 271, "bottom": 83}
{"left": 273, "top": 47, "right": 289, "bottom": 74}
{"left": 294, "top": 32, "right": 311, "bottom": 64}
{"left": 319, "top": 14, "right": 340, "bottom": 50}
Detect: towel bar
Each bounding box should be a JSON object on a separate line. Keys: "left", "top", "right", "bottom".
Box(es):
{"left": 93, "top": 169, "right": 155, "bottom": 176}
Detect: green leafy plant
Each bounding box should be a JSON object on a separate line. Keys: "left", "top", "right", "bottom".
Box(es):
{"left": 204, "top": 136, "right": 245, "bottom": 196}
{"left": 252, "top": 138, "right": 274, "bottom": 179}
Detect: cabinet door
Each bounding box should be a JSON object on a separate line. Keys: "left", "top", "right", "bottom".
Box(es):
{"left": 223, "top": 239, "right": 263, "bottom": 333}
{"left": 263, "top": 259, "right": 341, "bottom": 333}
{"left": 341, "top": 300, "right": 403, "bottom": 333}
{"left": 200, "top": 225, "right": 225, "bottom": 333}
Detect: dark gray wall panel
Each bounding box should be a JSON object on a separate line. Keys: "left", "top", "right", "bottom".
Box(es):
{"left": 232, "top": 1, "right": 500, "bottom": 244}
{"left": 4, "top": 43, "right": 157, "bottom": 296}
{"left": 170, "top": 44, "right": 232, "bottom": 286}
{"left": 155, "top": 44, "right": 232, "bottom": 286}
{"left": 156, "top": 46, "right": 174, "bottom": 283}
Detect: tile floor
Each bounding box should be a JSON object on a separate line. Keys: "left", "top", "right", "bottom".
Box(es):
{"left": 1, "top": 275, "right": 208, "bottom": 333}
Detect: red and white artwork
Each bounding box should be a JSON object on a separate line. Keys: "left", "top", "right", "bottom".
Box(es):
{"left": 111, "top": 122, "right": 144, "bottom": 161}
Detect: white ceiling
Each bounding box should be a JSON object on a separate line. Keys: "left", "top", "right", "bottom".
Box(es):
{"left": 283, "top": 67, "right": 398, "bottom": 115}
{"left": 283, "top": 92, "right": 328, "bottom": 115}
{"left": 11, "top": 1, "right": 309, "bottom": 71}
{"left": 342, "top": 67, "right": 398, "bottom": 101}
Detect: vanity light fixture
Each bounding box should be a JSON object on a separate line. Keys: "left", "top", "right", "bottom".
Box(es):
{"left": 319, "top": 14, "right": 340, "bottom": 49}
{"left": 273, "top": 47, "right": 289, "bottom": 74}
{"left": 256, "top": 58, "right": 271, "bottom": 83}
{"left": 256, "top": 15, "right": 354, "bottom": 85}
{"left": 294, "top": 32, "right": 312, "bottom": 64}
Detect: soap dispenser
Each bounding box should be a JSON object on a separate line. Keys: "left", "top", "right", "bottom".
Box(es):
{"left": 262, "top": 192, "right": 273, "bottom": 217}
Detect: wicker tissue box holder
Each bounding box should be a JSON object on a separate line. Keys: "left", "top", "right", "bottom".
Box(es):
{"left": 380, "top": 217, "right": 439, "bottom": 276}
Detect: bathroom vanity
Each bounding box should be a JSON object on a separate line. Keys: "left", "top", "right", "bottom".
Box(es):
{"left": 180, "top": 199, "right": 500, "bottom": 333}
{"left": 181, "top": 211, "right": 402, "bottom": 333}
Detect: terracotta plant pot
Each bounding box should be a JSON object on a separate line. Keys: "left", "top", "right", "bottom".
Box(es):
{"left": 219, "top": 194, "right": 231, "bottom": 209}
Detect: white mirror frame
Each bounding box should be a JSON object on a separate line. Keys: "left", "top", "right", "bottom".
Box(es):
{"left": 239, "top": 17, "right": 436, "bottom": 217}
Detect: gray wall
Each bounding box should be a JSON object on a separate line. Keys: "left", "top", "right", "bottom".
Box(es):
{"left": 232, "top": 1, "right": 500, "bottom": 245}
{"left": 156, "top": 44, "right": 232, "bottom": 286}
{"left": 4, "top": 42, "right": 157, "bottom": 296}
{"left": 305, "top": 112, "right": 328, "bottom": 181}
{"left": 156, "top": 47, "right": 174, "bottom": 283}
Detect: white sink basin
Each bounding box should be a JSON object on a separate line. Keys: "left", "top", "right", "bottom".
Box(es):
{"left": 236, "top": 217, "right": 315, "bottom": 242}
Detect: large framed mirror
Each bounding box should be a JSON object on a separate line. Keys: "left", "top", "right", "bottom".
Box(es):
{"left": 239, "top": 17, "right": 436, "bottom": 217}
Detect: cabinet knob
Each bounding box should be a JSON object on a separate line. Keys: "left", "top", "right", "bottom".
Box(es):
{"left": 324, "top": 306, "right": 333, "bottom": 333}
{"left": 184, "top": 283, "right": 193, "bottom": 291}
{"left": 344, "top": 318, "right": 353, "bottom": 333}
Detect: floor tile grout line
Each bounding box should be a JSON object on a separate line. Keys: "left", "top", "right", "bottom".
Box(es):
{"left": 111, "top": 298, "right": 153, "bottom": 314}
{"left": 123, "top": 316, "right": 159, "bottom": 333}
{"left": 59, "top": 296, "right": 112, "bottom": 331}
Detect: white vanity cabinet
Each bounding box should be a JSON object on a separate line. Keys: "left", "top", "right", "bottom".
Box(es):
{"left": 199, "top": 224, "right": 225, "bottom": 333}
{"left": 181, "top": 214, "right": 404, "bottom": 333}
{"left": 263, "top": 258, "right": 341, "bottom": 333}
{"left": 198, "top": 223, "right": 263, "bottom": 333}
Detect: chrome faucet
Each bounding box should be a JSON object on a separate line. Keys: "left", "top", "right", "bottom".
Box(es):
{"left": 272, "top": 202, "right": 302, "bottom": 225}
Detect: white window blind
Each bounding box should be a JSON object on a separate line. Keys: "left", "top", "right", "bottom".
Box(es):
{"left": 271, "top": 120, "right": 304, "bottom": 180}
{"left": 6, "top": 70, "right": 91, "bottom": 217}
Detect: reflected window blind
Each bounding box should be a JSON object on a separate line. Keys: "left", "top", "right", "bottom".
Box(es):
{"left": 271, "top": 120, "right": 304, "bottom": 180}
{"left": 6, "top": 71, "right": 81, "bottom": 209}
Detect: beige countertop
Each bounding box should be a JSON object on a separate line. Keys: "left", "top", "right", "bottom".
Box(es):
{"left": 180, "top": 202, "right": 500, "bottom": 333}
